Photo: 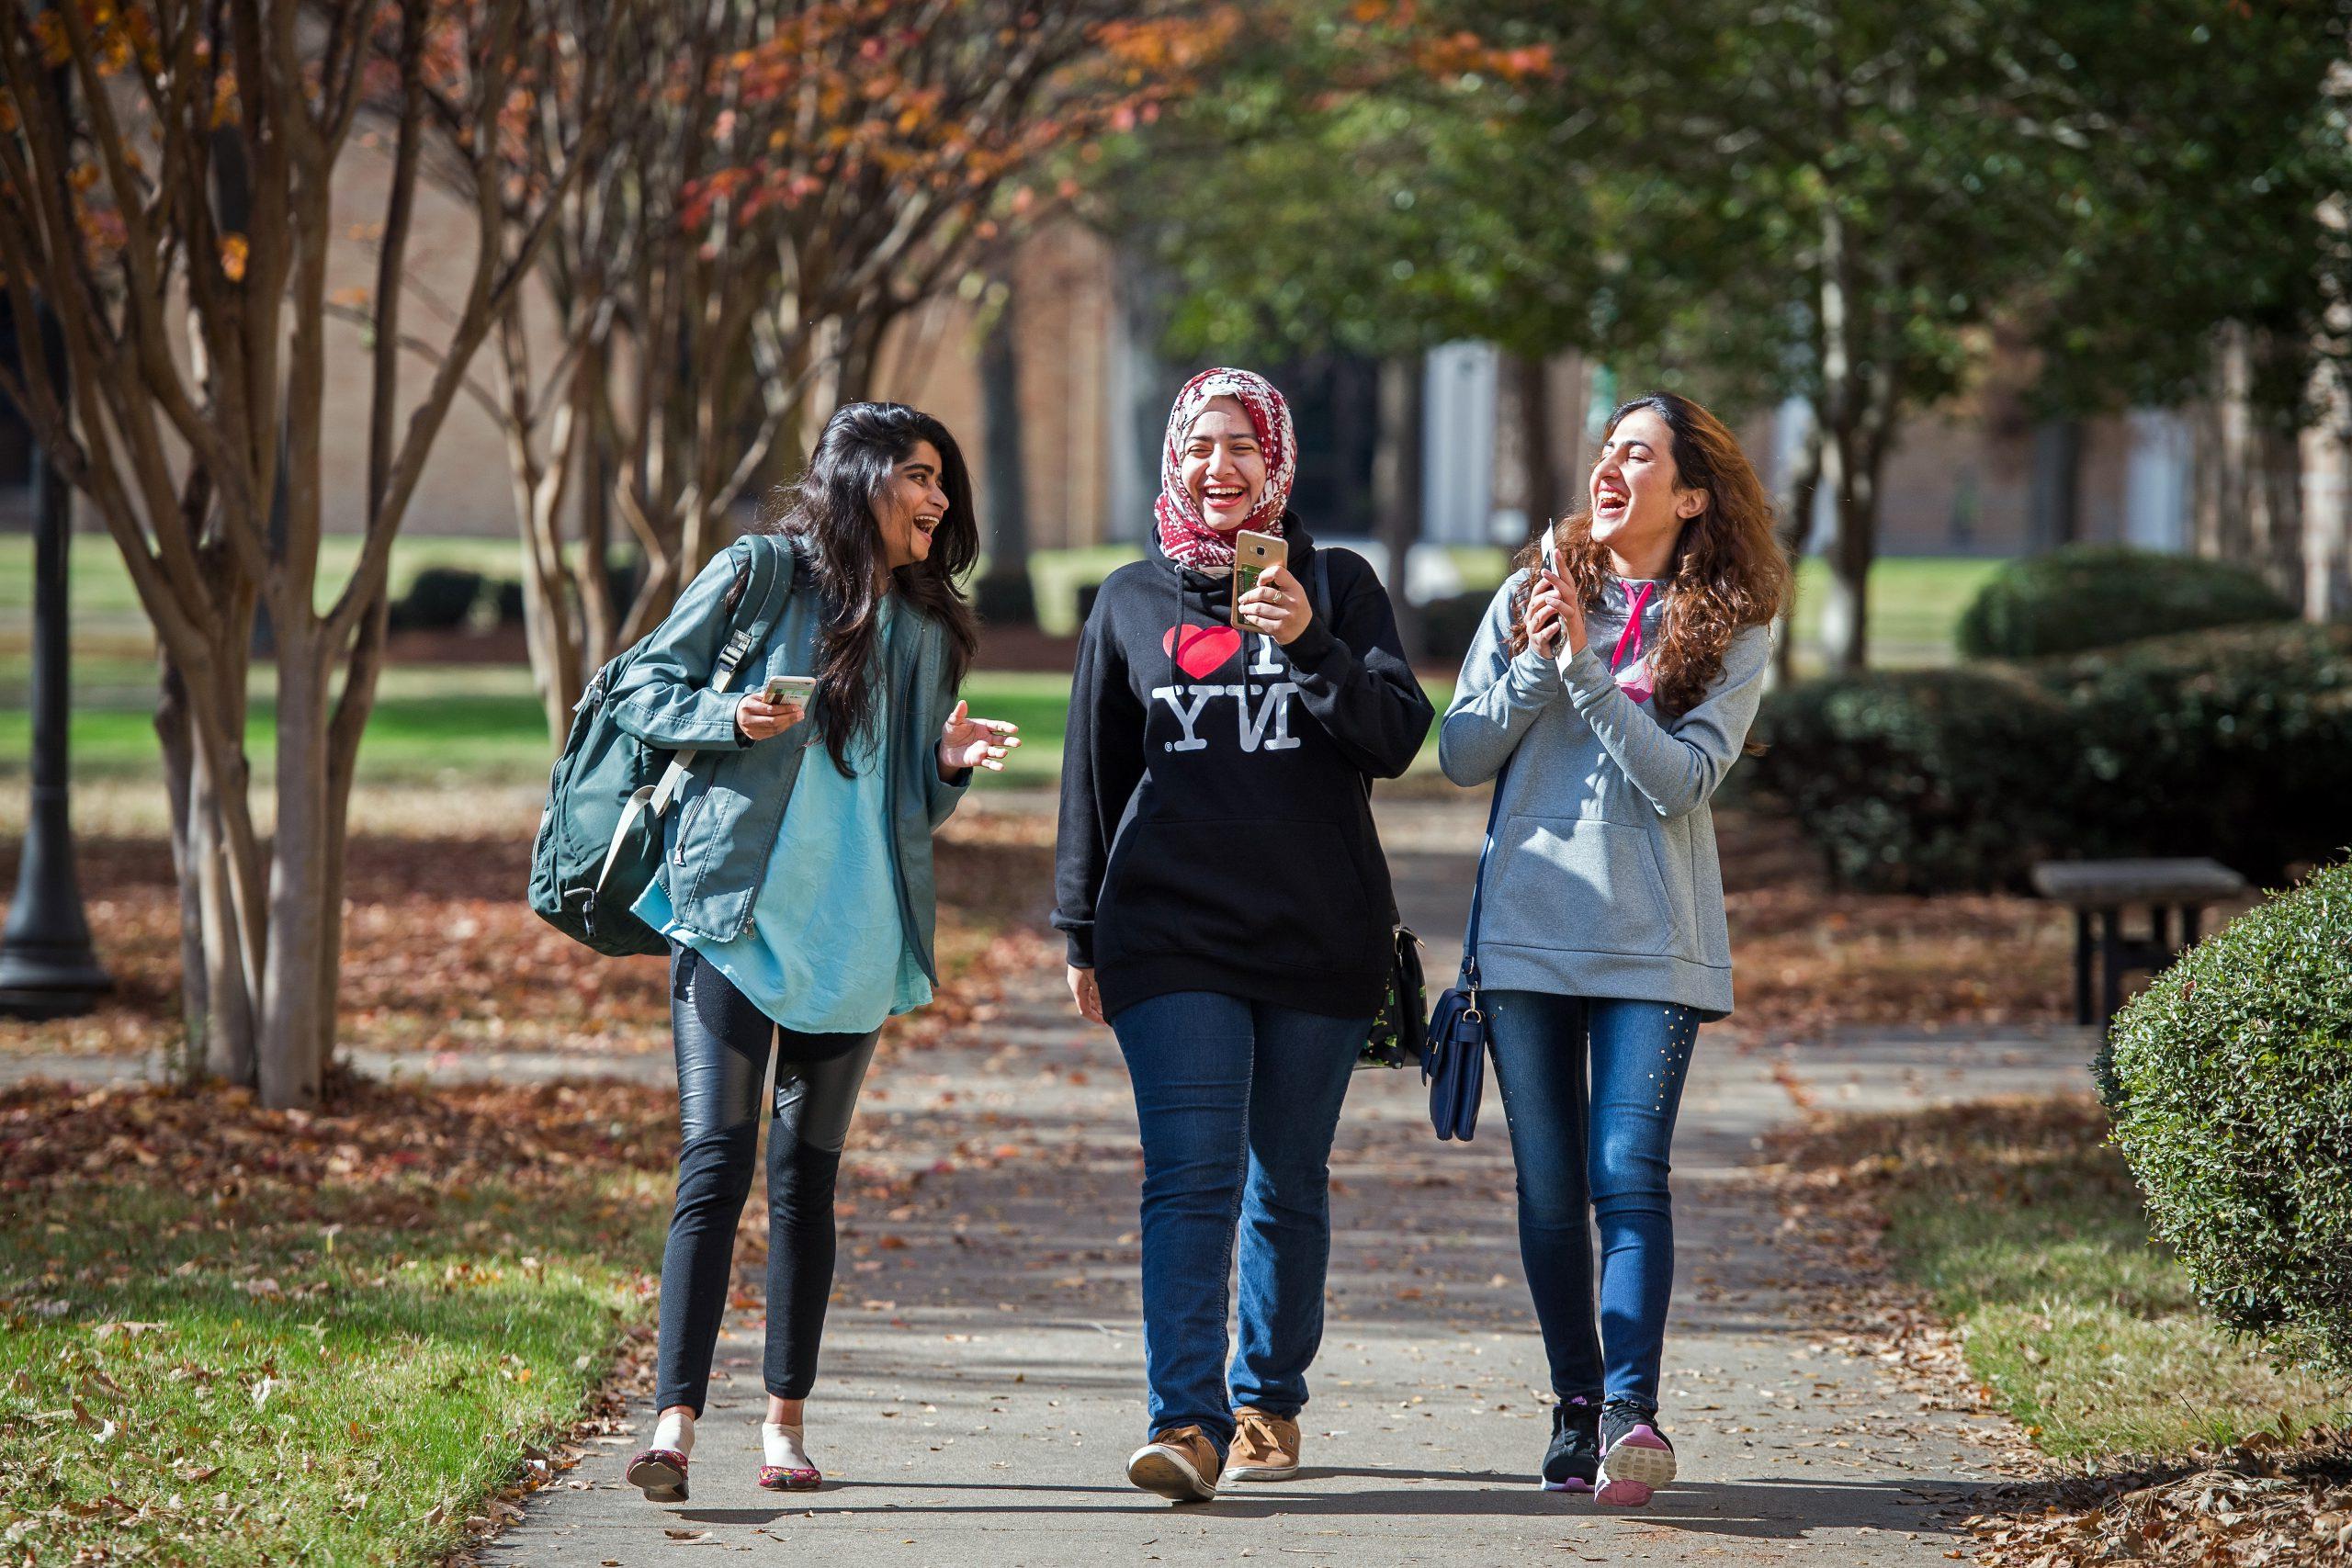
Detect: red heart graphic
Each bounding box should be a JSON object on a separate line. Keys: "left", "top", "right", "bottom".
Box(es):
{"left": 1163, "top": 624, "right": 1242, "bottom": 680}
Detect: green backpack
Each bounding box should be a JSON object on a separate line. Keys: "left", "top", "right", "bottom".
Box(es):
{"left": 526, "top": 537, "right": 794, "bottom": 955}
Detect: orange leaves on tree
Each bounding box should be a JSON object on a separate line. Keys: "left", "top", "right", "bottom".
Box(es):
{"left": 31, "top": 11, "right": 70, "bottom": 68}
{"left": 219, "top": 233, "right": 248, "bottom": 282}
{"left": 1411, "top": 30, "right": 1555, "bottom": 85}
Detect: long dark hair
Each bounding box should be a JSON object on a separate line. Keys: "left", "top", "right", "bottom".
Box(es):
{"left": 1505, "top": 391, "right": 1788, "bottom": 720}
{"left": 756, "top": 401, "right": 979, "bottom": 775}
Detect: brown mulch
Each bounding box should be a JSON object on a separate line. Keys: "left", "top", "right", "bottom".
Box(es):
{"left": 1961, "top": 1429, "right": 2352, "bottom": 1565}
{"left": 1757, "top": 1101, "right": 2352, "bottom": 1565}
{"left": 0, "top": 829, "right": 1055, "bottom": 1062}
{"left": 1718, "top": 807, "right": 2083, "bottom": 1040}
{"left": 0, "top": 1073, "right": 676, "bottom": 1197}
{"left": 2, "top": 801, "right": 2100, "bottom": 1061}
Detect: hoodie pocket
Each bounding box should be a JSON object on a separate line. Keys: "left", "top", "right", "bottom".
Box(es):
{"left": 1483, "top": 815, "right": 1675, "bottom": 958}
{"left": 1097, "top": 818, "right": 1380, "bottom": 976}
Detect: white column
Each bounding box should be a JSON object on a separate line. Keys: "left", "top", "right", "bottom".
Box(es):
{"left": 2123, "top": 408, "right": 2191, "bottom": 552}
{"left": 1421, "top": 341, "right": 1499, "bottom": 545}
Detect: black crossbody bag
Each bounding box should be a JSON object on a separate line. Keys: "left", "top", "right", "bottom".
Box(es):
{"left": 1421, "top": 759, "right": 1508, "bottom": 1138}
{"left": 1298, "top": 551, "right": 1427, "bottom": 1072}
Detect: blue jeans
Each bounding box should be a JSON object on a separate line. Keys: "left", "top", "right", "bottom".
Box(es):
{"left": 1110, "top": 991, "right": 1369, "bottom": 1452}
{"left": 1485, "top": 990, "right": 1701, "bottom": 1413}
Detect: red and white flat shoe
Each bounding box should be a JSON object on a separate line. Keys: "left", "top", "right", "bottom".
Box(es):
{"left": 625, "top": 1447, "right": 690, "bottom": 1503}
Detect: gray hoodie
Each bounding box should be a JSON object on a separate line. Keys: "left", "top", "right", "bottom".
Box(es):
{"left": 1439, "top": 571, "right": 1770, "bottom": 1020}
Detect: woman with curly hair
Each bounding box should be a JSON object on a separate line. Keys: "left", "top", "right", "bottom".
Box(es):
{"left": 1439, "top": 391, "right": 1789, "bottom": 1506}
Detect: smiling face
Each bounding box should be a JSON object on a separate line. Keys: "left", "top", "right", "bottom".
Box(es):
{"left": 874, "top": 439, "right": 949, "bottom": 570}
{"left": 1589, "top": 408, "right": 1707, "bottom": 576}
{"left": 1180, "top": 397, "right": 1267, "bottom": 531}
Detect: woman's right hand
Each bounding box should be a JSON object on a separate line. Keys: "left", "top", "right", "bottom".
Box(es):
{"left": 734, "top": 694, "right": 807, "bottom": 742}
{"left": 1067, "top": 964, "right": 1106, "bottom": 1027}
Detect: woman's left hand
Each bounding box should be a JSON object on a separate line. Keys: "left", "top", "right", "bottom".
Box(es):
{"left": 1237, "top": 562, "right": 1314, "bottom": 646}
{"left": 937, "top": 700, "right": 1022, "bottom": 780}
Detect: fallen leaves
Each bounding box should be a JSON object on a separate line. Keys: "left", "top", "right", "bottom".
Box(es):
{"left": 1962, "top": 1425, "right": 2352, "bottom": 1566}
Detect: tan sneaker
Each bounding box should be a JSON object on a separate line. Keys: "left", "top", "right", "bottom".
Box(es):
{"left": 1225, "top": 1407, "right": 1300, "bottom": 1482}
{"left": 1125, "top": 1425, "right": 1222, "bottom": 1503}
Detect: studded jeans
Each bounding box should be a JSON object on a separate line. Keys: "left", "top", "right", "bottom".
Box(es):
{"left": 1484, "top": 990, "right": 1702, "bottom": 1412}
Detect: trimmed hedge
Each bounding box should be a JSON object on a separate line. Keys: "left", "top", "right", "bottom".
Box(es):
{"left": 2101, "top": 860, "right": 2352, "bottom": 1379}
{"left": 1755, "top": 623, "right": 2352, "bottom": 892}
{"left": 1956, "top": 544, "right": 2293, "bottom": 660}
{"left": 1749, "top": 668, "right": 2077, "bottom": 892}
{"left": 2047, "top": 623, "right": 2352, "bottom": 886}
{"left": 386, "top": 566, "right": 485, "bottom": 632}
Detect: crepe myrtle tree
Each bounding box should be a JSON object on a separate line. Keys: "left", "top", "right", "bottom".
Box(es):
{"left": 0, "top": 0, "right": 624, "bottom": 1106}
{"left": 423, "top": 0, "right": 1234, "bottom": 743}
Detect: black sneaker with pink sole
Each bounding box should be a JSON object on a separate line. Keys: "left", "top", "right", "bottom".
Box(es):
{"left": 1596, "top": 1400, "right": 1676, "bottom": 1507}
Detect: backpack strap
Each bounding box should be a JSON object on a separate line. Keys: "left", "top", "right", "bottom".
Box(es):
{"left": 650, "top": 536, "right": 794, "bottom": 816}
{"left": 591, "top": 538, "right": 795, "bottom": 904}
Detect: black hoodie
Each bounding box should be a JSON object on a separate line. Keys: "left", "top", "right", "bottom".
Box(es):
{"left": 1052, "top": 518, "right": 1436, "bottom": 1021}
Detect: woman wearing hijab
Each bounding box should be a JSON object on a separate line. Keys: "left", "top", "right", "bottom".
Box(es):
{"left": 1053, "top": 367, "right": 1434, "bottom": 1503}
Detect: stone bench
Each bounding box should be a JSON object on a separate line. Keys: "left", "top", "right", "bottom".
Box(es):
{"left": 2030, "top": 858, "right": 2247, "bottom": 1030}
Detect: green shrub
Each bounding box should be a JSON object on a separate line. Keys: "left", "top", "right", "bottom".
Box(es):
{"left": 390, "top": 566, "right": 486, "bottom": 632}
{"left": 1956, "top": 544, "right": 2293, "bottom": 660}
{"left": 2045, "top": 623, "right": 2352, "bottom": 884}
{"left": 2102, "top": 860, "right": 2352, "bottom": 1380}
{"left": 1758, "top": 623, "right": 2352, "bottom": 892}
{"left": 1419, "top": 591, "right": 1496, "bottom": 664}
{"left": 1751, "top": 668, "right": 2078, "bottom": 892}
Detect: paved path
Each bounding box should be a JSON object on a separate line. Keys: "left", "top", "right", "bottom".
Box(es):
{"left": 5, "top": 795, "right": 2100, "bottom": 1563}
{"left": 470, "top": 803, "right": 2098, "bottom": 1568}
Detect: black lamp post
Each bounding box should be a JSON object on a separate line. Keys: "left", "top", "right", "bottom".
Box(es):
{"left": 0, "top": 303, "right": 111, "bottom": 1020}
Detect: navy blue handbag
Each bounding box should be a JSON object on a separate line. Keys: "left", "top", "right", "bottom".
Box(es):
{"left": 1423, "top": 761, "right": 1509, "bottom": 1140}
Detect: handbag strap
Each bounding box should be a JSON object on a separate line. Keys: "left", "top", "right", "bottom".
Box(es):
{"left": 1311, "top": 549, "right": 1410, "bottom": 941}
{"left": 648, "top": 536, "right": 794, "bottom": 817}
{"left": 1460, "top": 754, "right": 1510, "bottom": 990}
{"left": 592, "top": 538, "right": 793, "bottom": 902}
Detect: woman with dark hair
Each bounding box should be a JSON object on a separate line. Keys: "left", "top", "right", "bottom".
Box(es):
{"left": 611, "top": 402, "right": 1020, "bottom": 1503}
{"left": 1054, "top": 367, "right": 1433, "bottom": 1503}
{"left": 1440, "top": 392, "right": 1789, "bottom": 1506}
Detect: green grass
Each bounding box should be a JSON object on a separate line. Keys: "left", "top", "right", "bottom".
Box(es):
{"left": 1, "top": 532, "right": 1996, "bottom": 795}
{"left": 1803, "top": 1099, "right": 2351, "bottom": 1461}
{"left": 0, "top": 1079, "right": 673, "bottom": 1565}
{"left": 1790, "top": 555, "right": 2005, "bottom": 669}
{"left": 0, "top": 535, "right": 524, "bottom": 633}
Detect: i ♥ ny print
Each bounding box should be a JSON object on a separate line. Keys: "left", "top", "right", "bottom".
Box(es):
{"left": 1152, "top": 627, "right": 1300, "bottom": 754}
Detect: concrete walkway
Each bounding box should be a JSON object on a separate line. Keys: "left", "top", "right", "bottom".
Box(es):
{"left": 470, "top": 805, "right": 2097, "bottom": 1568}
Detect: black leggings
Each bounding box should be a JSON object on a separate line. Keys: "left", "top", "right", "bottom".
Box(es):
{"left": 654, "top": 944, "right": 878, "bottom": 1415}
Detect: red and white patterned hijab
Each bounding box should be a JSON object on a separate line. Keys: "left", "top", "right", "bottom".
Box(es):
{"left": 1153, "top": 367, "right": 1297, "bottom": 571}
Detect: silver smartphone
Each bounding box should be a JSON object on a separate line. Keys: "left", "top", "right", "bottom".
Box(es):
{"left": 759, "top": 674, "right": 817, "bottom": 706}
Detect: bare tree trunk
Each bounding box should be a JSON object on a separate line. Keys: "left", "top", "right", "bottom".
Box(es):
{"left": 2193, "top": 323, "right": 2308, "bottom": 604}
{"left": 1813, "top": 205, "right": 1899, "bottom": 675}
{"left": 156, "top": 661, "right": 208, "bottom": 1085}
{"left": 1512, "top": 352, "right": 1561, "bottom": 539}
{"left": 976, "top": 276, "right": 1035, "bottom": 620}
{"left": 1771, "top": 423, "right": 1822, "bottom": 688}
{"left": 1372, "top": 354, "right": 1426, "bottom": 660}
{"left": 2028, "top": 418, "right": 2083, "bottom": 550}
{"left": 257, "top": 632, "right": 330, "bottom": 1109}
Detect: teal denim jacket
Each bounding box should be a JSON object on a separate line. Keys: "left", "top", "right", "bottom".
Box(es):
{"left": 606, "top": 535, "right": 970, "bottom": 982}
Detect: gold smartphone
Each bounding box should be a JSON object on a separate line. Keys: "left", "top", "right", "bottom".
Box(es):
{"left": 759, "top": 674, "right": 817, "bottom": 706}
{"left": 1230, "top": 530, "right": 1287, "bottom": 628}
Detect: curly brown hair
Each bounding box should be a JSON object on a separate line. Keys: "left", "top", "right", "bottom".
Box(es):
{"left": 1506, "top": 391, "right": 1789, "bottom": 720}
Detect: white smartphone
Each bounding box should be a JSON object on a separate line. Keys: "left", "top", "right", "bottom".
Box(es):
{"left": 759, "top": 674, "right": 817, "bottom": 706}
